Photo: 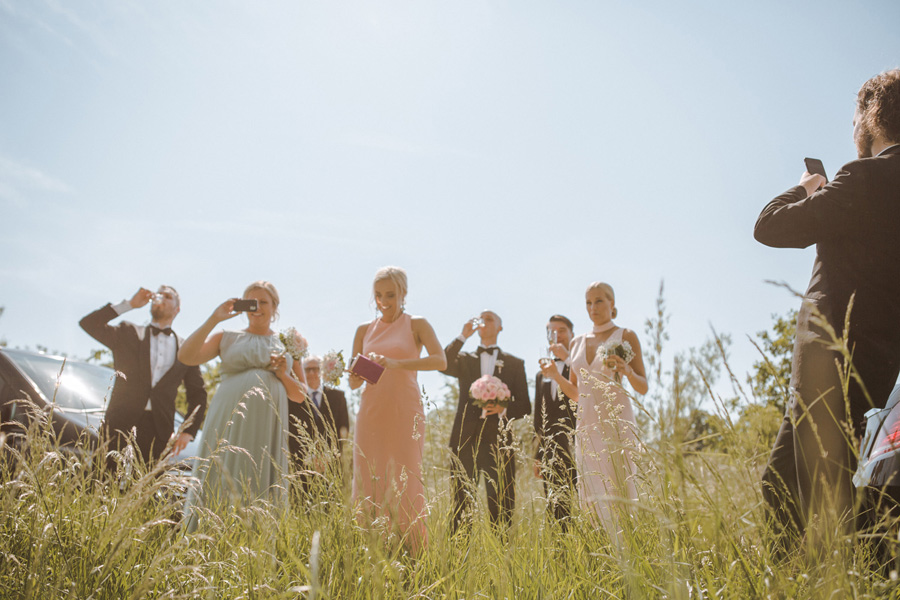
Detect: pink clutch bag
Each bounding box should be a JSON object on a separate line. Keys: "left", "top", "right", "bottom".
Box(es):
{"left": 349, "top": 353, "right": 385, "bottom": 384}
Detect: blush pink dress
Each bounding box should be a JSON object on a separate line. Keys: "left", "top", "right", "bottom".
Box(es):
{"left": 569, "top": 328, "right": 639, "bottom": 529}
{"left": 352, "top": 313, "right": 427, "bottom": 549}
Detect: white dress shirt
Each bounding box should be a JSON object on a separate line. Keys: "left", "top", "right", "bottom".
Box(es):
{"left": 112, "top": 300, "right": 177, "bottom": 409}
{"left": 479, "top": 347, "right": 498, "bottom": 377}
{"left": 549, "top": 358, "right": 568, "bottom": 400}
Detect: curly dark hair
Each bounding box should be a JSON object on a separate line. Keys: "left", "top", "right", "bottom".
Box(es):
{"left": 857, "top": 68, "right": 900, "bottom": 144}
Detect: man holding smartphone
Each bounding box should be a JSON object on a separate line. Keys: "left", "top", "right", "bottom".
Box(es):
{"left": 80, "top": 287, "right": 207, "bottom": 468}
{"left": 755, "top": 69, "right": 900, "bottom": 542}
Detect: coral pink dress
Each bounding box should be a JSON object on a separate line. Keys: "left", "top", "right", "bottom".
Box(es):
{"left": 352, "top": 313, "right": 427, "bottom": 549}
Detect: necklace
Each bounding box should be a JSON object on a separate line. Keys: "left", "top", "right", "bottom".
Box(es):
{"left": 592, "top": 321, "right": 616, "bottom": 334}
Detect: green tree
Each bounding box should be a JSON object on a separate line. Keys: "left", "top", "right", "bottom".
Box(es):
{"left": 640, "top": 281, "right": 735, "bottom": 451}
{"left": 747, "top": 309, "right": 796, "bottom": 414}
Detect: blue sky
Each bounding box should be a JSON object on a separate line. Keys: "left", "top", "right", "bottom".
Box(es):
{"left": 2, "top": 0, "right": 899, "bottom": 405}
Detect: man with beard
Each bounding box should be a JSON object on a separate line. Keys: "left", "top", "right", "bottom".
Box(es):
{"left": 80, "top": 286, "right": 207, "bottom": 466}
{"left": 755, "top": 69, "right": 900, "bottom": 541}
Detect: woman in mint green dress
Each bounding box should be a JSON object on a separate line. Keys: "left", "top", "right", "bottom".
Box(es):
{"left": 178, "top": 281, "right": 306, "bottom": 529}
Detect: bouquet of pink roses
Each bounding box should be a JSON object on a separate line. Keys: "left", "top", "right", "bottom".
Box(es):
{"left": 469, "top": 374, "right": 511, "bottom": 419}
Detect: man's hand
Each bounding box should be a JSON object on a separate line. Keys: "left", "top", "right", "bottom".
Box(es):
{"left": 549, "top": 343, "right": 569, "bottom": 361}
{"left": 800, "top": 171, "right": 827, "bottom": 196}
{"left": 170, "top": 432, "right": 193, "bottom": 455}
{"left": 461, "top": 319, "right": 479, "bottom": 339}
{"left": 129, "top": 288, "right": 154, "bottom": 309}
{"left": 482, "top": 403, "right": 505, "bottom": 416}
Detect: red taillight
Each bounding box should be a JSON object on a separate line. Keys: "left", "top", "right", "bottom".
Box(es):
{"left": 872, "top": 418, "right": 900, "bottom": 458}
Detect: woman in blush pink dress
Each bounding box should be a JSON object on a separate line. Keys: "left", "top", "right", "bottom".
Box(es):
{"left": 541, "top": 282, "right": 648, "bottom": 533}
{"left": 348, "top": 266, "right": 446, "bottom": 553}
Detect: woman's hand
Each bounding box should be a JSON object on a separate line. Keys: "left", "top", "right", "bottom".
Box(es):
{"left": 604, "top": 355, "right": 633, "bottom": 380}
{"left": 369, "top": 353, "right": 398, "bottom": 369}
{"left": 211, "top": 299, "right": 240, "bottom": 324}
{"left": 269, "top": 352, "right": 289, "bottom": 378}
{"left": 348, "top": 372, "right": 364, "bottom": 390}
{"left": 539, "top": 358, "right": 560, "bottom": 380}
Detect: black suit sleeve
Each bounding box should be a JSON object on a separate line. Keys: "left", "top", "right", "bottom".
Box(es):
{"left": 533, "top": 372, "right": 545, "bottom": 438}
{"left": 441, "top": 337, "right": 465, "bottom": 378}
{"left": 754, "top": 161, "right": 866, "bottom": 249}
{"left": 79, "top": 304, "right": 122, "bottom": 350}
{"left": 181, "top": 365, "right": 207, "bottom": 437}
{"left": 330, "top": 389, "right": 350, "bottom": 439}
{"left": 326, "top": 390, "right": 350, "bottom": 454}
{"left": 505, "top": 357, "right": 531, "bottom": 421}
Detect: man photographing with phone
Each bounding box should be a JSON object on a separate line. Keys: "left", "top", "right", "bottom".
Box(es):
{"left": 755, "top": 69, "right": 900, "bottom": 545}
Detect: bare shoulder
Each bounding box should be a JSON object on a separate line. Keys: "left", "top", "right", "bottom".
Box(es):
{"left": 621, "top": 328, "right": 641, "bottom": 346}
{"left": 409, "top": 315, "right": 433, "bottom": 329}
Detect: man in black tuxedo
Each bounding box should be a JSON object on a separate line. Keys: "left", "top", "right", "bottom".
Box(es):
{"left": 533, "top": 314, "right": 577, "bottom": 530}
{"left": 288, "top": 354, "right": 350, "bottom": 486}
{"left": 755, "top": 68, "right": 900, "bottom": 539}
{"left": 442, "top": 310, "right": 531, "bottom": 533}
{"left": 80, "top": 286, "right": 207, "bottom": 466}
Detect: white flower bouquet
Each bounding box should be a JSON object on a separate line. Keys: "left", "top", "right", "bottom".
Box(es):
{"left": 278, "top": 327, "right": 309, "bottom": 362}
{"left": 321, "top": 350, "right": 346, "bottom": 387}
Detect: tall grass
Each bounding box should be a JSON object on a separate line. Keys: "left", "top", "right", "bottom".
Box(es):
{"left": 3, "top": 322, "right": 900, "bottom": 599}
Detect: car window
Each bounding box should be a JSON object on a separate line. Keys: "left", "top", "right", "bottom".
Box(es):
{"left": 4, "top": 350, "right": 113, "bottom": 412}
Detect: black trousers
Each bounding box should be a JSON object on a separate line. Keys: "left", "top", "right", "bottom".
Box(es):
{"left": 101, "top": 410, "right": 167, "bottom": 471}
{"left": 762, "top": 314, "right": 858, "bottom": 537}
{"left": 540, "top": 446, "right": 577, "bottom": 529}
{"left": 450, "top": 439, "right": 516, "bottom": 533}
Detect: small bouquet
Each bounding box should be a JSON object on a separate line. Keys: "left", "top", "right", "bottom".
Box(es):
{"left": 469, "top": 374, "right": 512, "bottom": 419}
{"left": 278, "top": 327, "right": 309, "bottom": 362}
{"left": 321, "top": 350, "right": 346, "bottom": 387}
{"left": 598, "top": 339, "right": 635, "bottom": 381}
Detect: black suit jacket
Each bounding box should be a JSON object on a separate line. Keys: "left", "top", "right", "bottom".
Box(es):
{"left": 754, "top": 145, "right": 900, "bottom": 420}
{"left": 441, "top": 338, "right": 531, "bottom": 453}
{"left": 288, "top": 386, "right": 350, "bottom": 461}
{"left": 80, "top": 304, "right": 207, "bottom": 443}
{"left": 533, "top": 362, "right": 575, "bottom": 462}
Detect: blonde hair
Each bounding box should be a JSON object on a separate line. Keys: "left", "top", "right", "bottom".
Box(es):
{"left": 586, "top": 281, "right": 617, "bottom": 319}
{"left": 243, "top": 280, "right": 280, "bottom": 320}
{"left": 373, "top": 266, "right": 408, "bottom": 304}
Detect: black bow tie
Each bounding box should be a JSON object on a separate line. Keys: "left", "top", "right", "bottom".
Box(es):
{"left": 477, "top": 346, "right": 498, "bottom": 356}
{"left": 150, "top": 325, "right": 173, "bottom": 337}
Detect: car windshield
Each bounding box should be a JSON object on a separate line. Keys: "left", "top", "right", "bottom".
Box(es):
{"left": 5, "top": 349, "right": 113, "bottom": 413}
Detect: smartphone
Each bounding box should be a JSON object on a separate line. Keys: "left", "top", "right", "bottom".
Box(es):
{"left": 804, "top": 157, "right": 828, "bottom": 182}
{"left": 232, "top": 299, "right": 258, "bottom": 312}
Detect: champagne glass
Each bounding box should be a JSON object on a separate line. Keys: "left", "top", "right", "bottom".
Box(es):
{"left": 471, "top": 317, "right": 484, "bottom": 330}
{"left": 539, "top": 345, "right": 554, "bottom": 369}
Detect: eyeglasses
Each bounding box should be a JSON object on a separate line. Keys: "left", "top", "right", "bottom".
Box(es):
{"left": 304, "top": 366, "right": 321, "bottom": 372}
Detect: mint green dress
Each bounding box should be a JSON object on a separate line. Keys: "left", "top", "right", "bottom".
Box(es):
{"left": 185, "top": 331, "right": 291, "bottom": 529}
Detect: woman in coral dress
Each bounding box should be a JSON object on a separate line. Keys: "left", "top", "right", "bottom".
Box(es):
{"left": 348, "top": 266, "right": 446, "bottom": 553}
{"left": 541, "top": 282, "right": 648, "bottom": 532}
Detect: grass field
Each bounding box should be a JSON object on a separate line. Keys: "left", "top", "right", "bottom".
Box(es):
{"left": 3, "top": 332, "right": 900, "bottom": 599}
